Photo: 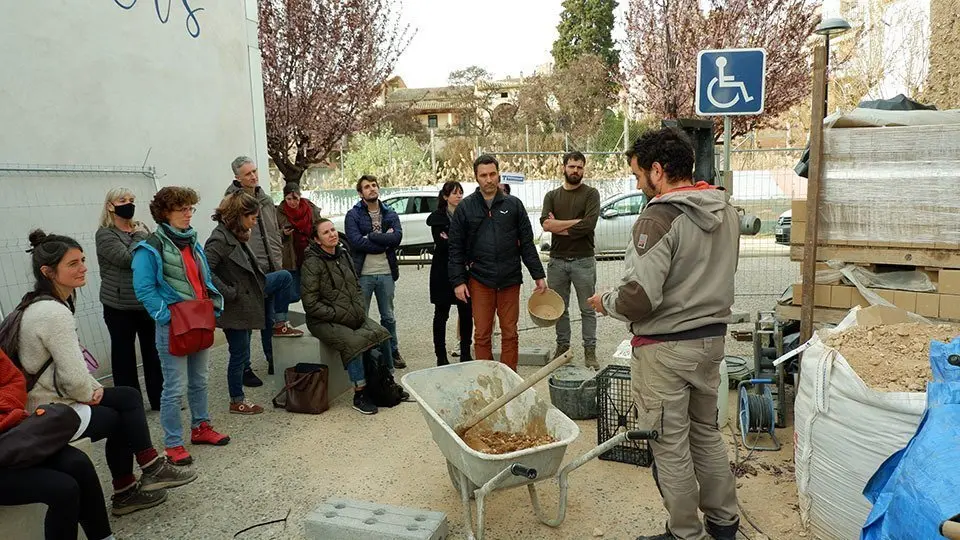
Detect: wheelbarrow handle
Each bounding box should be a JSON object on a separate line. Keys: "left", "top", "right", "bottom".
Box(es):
{"left": 510, "top": 464, "right": 538, "bottom": 479}
{"left": 626, "top": 430, "right": 659, "bottom": 441}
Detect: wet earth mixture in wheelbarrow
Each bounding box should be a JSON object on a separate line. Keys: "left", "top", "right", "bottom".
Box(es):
{"left": 462, "top": 429, "right": 556, "bottom": 454}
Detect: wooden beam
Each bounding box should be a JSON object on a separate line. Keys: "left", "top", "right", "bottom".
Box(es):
{"left": 790, "top": 244, "right": 960, "bottom": 269}
{"left": 776, "top": 304, "right": 848, "bottom": 325}
{"left": 800, "top": 45, "right": 829, "bottom": 344}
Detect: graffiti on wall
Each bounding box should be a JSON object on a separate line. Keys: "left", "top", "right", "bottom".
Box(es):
{"left": 112, "top": 1, "right": 204, "bottom": 39}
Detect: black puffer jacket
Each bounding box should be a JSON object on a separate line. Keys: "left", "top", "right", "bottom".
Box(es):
{"left": 300, "top": 242, "right": 390, "bottom": 366}
{"left": 448, "top": 188, "right": 545, "bottom": 290}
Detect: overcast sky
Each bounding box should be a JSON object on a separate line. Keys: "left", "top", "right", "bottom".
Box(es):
{"left": 393, "top": 0, "right": 628, "bottom": 88}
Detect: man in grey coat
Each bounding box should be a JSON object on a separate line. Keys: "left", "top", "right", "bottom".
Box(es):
{"left": 225, "top": 156, "right": 301, "bottom": 387}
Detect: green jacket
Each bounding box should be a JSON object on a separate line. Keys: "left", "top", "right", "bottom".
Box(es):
{"left": 300, "top": 242, "right": 389, "bottom": 366}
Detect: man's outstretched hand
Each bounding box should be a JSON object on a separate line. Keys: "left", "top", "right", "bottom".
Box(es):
{"left": 587, "top": 293, "right": 606, "bottom": 315}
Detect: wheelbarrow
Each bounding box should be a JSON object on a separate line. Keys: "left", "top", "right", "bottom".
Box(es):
{"left": 401, "top": 360, "right": 657, "bottom": 540}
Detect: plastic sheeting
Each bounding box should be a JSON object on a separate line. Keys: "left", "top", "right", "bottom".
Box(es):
{"left": 861, "top": 337, "right": 960, "bottom": 540}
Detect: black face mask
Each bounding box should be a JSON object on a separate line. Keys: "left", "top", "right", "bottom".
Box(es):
{"left": 114, "top": 203, "right": 136, "bottom": 220}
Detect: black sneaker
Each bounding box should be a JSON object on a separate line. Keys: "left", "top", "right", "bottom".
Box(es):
{"left": 243, "top": 368, "right": 263, "bottom": 388}
{"left": 352, "top": 391, "right": 378, "bottom": 415}
{"left": 392, "top": 351, "right": 407, "bottom": 369}
{"left": 140, "top": 457, "right": 198, "bottom": 491}
{"left": 111, "top": 484, "right": 168, "bottom": 516}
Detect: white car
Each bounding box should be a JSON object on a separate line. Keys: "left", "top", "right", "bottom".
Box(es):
{"left": 331, "top": 190, "right": 440, "bottom": 255}
{"left": 538, "top": 191, "right": 649, "bottom": 258}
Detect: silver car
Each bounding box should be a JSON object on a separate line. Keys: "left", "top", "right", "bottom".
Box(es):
{"left": 539, "top": 191, "right": 649, "bottom": 257}
{"left": 331, "top": 190, "right": 439, "bottom": 255}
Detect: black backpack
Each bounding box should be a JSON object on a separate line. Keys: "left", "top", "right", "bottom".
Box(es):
{"left": 362, "top": 347, "right": 403, "bottom": 408}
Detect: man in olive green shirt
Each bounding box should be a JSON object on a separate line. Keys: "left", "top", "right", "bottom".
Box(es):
{"left": 540, "top": 151, "right": 601, "bottom": 368}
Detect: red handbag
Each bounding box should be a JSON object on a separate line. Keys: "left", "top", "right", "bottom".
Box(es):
{"left": 168, "top": 299, "right": 215, "bottom": 356}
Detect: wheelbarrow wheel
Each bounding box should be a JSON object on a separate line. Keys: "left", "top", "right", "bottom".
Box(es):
{"left": 447, "top": 460, "right": 477, "bottom": 500}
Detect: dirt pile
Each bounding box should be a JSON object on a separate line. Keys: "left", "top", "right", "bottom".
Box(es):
{"left": 825, "top": 322, "right": 960, "bottom": 392}
{"left": 462, "top": 429, "right": 556, "bottom": 454}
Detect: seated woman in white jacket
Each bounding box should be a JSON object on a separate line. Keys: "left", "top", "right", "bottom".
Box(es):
{"left": 11, "top": 230, "right": 197, "bottom": 516}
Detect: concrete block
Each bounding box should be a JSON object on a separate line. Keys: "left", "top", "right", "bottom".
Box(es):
{"left": 270, "top": 324, "right": 352, "bottom": 402}
{"left": 305, "top": 498, "right": 448, "bottom": 540}
{"left": 472, "top": 346, "right": 551, "bottom": 366}
{"left": 0, "top": 439, "right": 93, "bottom": 540}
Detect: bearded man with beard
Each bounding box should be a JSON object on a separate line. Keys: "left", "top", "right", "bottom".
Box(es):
{"left": 539, "top": 151, "right": 601, "bottom": 369}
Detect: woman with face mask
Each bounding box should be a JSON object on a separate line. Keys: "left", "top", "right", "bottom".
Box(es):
{"left": 95, "top": 188, "right": 163, "bottom": 411}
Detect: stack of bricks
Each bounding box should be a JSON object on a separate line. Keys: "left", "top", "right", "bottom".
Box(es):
{"left": 789, "top": 198, "right": 960, "bottom": 321}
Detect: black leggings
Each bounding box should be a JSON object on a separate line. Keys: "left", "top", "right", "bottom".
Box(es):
{"left": 82, "top": 386, "right": 155, "bottom": 482}
{"left": 433, "top": 300, "right": 473, "bottom": 365}
{"left": 103, "top": 305, "right": 163, "bottom": 410}
{"left": 0, "top": 445, "right": 112, "bottom": 540}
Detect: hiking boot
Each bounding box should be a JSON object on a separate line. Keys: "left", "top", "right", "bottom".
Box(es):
{"left": 164, "top": 446, "right": 193, "bottom": 466}
{"left": 191, "top": 422, "right": 230, "bottom": 446}
{"left": 229, "top": 400, "right": 264, "bottom": 415}
{"left": 111, "top": 484, "right": 167, "bottom": 516}
{"left": 553, "top": 343, "right": 570, "bottom": 359}
{"left": 273, "top": 321, "right": 304, "bottom": 338}
{"left": 637, "top": 523, "right": 678, "bottom": 540}
{"left": 584, "top": 347, "right": 599, "bottom": 370}
{"left": 706, "top": 518, "right": 740, "bottom": 540}
{"left": 392, "top": 351, "right": 407, "bottom": 369}
{"left": 140, "top": 457, "right": 198, "bottom": 491}
{"left": 352, "top": 391, "right": 378, "bottom": 415}
{"left": 242, "top": 368, "right": 263, "bottom": 388}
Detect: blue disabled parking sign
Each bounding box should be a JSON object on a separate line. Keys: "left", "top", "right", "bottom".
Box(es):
{"left": 695, "top": 48, "right": 766, "bottom": 116}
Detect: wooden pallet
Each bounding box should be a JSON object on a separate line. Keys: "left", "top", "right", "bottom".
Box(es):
{"left": 775, "top": 304, "right": 848, "bottom": 325}
{"left": 790, "top": 244, "right": 960, "bottom": 269}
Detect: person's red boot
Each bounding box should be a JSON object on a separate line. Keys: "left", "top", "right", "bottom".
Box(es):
{"left": 165, "top": 446, "right": 193, "bottom": 466}
{"left": 190, "top": 422, "right": 230, "bottom": 446}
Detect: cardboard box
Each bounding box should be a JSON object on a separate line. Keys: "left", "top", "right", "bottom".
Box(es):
{"left": 815, "top": 284, "right": 831, "bottom": 307}
{"left": 791, "top": 221, "right": 807, "bottom": 245}
{"left": 791, "top": 199, "right": 807, "bottom": 222}
{"left": 940, "top": 295, "right": 960, "bottom": 320}
{"left": 893, "top": 290, "right": 917, "bottom": 313}
{"left": 939, "top": 270, "right": 960, "bottom": 295}
{"left": 916, "top": 293, "right": 941, "bottom": 318}
{"left": 830, "top": 286, "right": 853, "bottom": 309}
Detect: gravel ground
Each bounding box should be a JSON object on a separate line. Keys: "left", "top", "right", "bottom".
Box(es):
{"left": 89, "top": 253, "right": 802, "bottom": 540}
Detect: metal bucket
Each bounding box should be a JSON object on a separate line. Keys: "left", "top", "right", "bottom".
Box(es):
{"left": 548, "top": 365, "right": 598, "bottom": 420}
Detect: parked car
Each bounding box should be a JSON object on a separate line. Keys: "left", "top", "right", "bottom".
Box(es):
{"left": 331, "top": 190, "right": 439, "bottom": 255}
{"left": 775, "top": 210, "right": 791, "bottom": 245}
{"left": 538, "top": 191, "right": 649, "bottom": 258}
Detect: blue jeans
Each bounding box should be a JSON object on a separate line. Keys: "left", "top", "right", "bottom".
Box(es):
{"left": 273, "top": 270, "right": 301, "bottom": 323}
{"left": 155, "top": 323, "right": 210, "bottom": 448}
{"left": 346, "top": 339, "right": 394, "bottom": 388}
{"left": 359, "top": 274, "right": 399, "bottom": 355}
{"left": 224, "top": 329, "right": 251, "bottom": 401}
{"left": 256, "top": 270, "right": 293, "bottom": 367}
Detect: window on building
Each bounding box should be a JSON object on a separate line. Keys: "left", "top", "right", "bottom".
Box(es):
{"left": 427, "top": 115, "right": 438, "bottom": 128}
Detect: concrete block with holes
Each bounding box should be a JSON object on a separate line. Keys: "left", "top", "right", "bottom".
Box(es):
{"left": 270, "top": 324, "right": 353, "bottom": 402}
{"left": 305, "top": 498, "right": 448, "bottom": 540}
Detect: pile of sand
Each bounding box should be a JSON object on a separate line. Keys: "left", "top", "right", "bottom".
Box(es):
{"left": 825, "top": 322, "right": 960, "bottom": 392}
{"left": 462, "top": 429, "right": 556, "bottom": 454}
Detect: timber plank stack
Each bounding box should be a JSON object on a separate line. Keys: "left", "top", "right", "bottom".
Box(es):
{"left": 783, "top": 121, "right": 960, "bottom": 323}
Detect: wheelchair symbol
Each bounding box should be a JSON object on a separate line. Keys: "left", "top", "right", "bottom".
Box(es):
{"left": 707, "top": 57, "right": 754, "bottom": 109}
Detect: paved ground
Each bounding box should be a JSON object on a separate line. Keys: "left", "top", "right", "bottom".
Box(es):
{"left": 89, "top": 253, "right": 802, "bottom": 540}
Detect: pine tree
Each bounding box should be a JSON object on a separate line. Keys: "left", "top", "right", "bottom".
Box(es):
{"left": 551, "top": 0, "right": 620, "bottom": 71}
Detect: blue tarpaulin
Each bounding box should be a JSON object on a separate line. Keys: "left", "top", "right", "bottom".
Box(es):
{"left": 861, "top": 337, "right": 960, "bottom": 539}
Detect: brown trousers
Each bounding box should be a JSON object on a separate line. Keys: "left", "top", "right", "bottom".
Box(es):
{"left": 468, "top": 279, "right": 520, "bottom": 371}
{"left": 631, "top": 337, "right": 739, "bottom": 540}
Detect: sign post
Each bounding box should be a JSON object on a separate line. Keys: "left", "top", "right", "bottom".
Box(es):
{"left": 695, "top": 48, "right": 767, "bottom": 192}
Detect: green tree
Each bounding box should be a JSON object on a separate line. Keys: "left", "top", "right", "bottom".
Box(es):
{"left": 551, "top": 0, "right": 620, "bottom": 71}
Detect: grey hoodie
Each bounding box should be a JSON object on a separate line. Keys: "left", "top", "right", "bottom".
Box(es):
{"left": 225, "top": 181, "right": 283, "bottom": 273}
{"left": 601, "top": 183, "right": 740, "bottom": 340}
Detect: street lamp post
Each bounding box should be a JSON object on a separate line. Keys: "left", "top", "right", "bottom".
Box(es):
{"left": 814, "top": 17, "right": 852, "bottom": 116}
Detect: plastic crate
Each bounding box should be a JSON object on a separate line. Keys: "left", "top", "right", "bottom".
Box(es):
{"left": 596, "top": 364, "right": 653, "bottom": 467}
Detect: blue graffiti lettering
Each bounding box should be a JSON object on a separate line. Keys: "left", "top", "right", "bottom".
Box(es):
{"left": 112, "top": 0, "right": 203, "bottom": 39}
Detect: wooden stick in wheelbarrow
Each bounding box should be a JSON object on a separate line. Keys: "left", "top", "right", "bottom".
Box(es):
{"left": 454, "top": 350, "right": 573, "bottom": 438}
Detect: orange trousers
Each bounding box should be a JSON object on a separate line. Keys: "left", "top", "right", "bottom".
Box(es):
{"left": 468, "top": 279, "right": 520, "bottom": 371}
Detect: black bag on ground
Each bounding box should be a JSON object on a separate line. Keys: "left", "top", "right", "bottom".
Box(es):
{"left": 362, "top": 348, "right": 403, "bottom": 408}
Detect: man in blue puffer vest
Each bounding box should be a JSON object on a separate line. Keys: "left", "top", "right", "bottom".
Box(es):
{"left": 344, "top": 175, "right": 406, "bottom": 369}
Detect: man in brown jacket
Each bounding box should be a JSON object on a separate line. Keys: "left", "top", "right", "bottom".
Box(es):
{"left": 588, "top": 128, "right": 740, "bottom": 540}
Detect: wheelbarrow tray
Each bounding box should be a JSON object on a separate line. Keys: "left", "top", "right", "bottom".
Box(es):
{"left": 402, "top": 361, "right": 580, "bottom": 491}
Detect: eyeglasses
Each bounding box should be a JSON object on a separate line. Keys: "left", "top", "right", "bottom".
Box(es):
{"left": 174, "top": 207, "right": 196, "bottom": 215}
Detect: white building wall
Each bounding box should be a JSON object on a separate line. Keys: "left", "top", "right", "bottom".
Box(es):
{"left": 0, "top": 0, "right": 269, "bottom": 240}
